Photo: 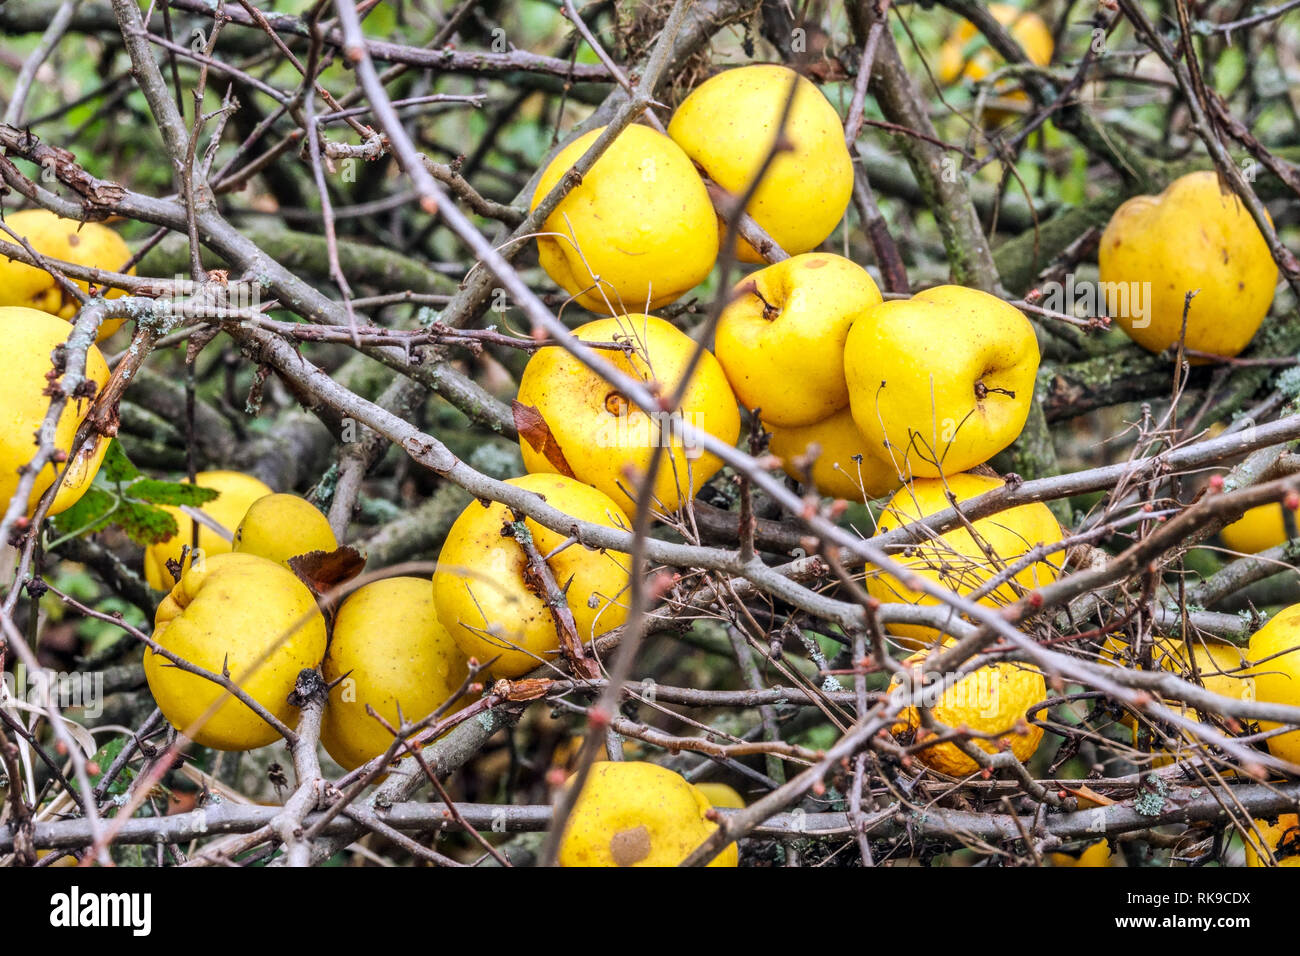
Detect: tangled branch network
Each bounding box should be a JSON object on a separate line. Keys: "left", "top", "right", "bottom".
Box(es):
{"left": 0, "top": 0, "right": 1298, "bottom": 870}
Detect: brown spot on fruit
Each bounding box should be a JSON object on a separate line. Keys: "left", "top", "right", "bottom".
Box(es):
{"left": 806, "top": 258, "right": 828, "bottom": 269}
{"left": 67, "top": 233, "right": 80, "bottom": 247}
{"left": 604, "top": 391, "right": 630, "bottom": 416}
{"left": 609, "top": 825, "right": 651, "bottom": 866}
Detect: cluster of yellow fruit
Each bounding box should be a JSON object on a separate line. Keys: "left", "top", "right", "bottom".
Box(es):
{"left": 140, "top": 478, "right": 468, "bottom": 770}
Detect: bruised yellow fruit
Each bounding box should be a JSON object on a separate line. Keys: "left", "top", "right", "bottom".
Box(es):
{"left": 1221, "top": 503, "right": 1291, "bottom": 554}
{"left": 1246, "top": 604, "right": 1300, "bottom": 765}
{"left": 937, "top": 4, "right": 1053, "bottom": 121}
{"left": 844, "top": 286, "right": 1039, "bottom": 478}
{"left": 867, "top": 473, "right": 1062, "bottom": 646}
{"left": 321, "top": 577, "right": 470, "bottom": 770}
{"left": 889, "top": 642, "right": 1045, "bottom": 777}
{"left": 557, "top": 761, "right": 738, "bottom": 867}
{"left": 1099, "top": 171, "right": 1278, "bottom": 358}
{"left": 765, "top": 407, "right": 901, "bottom": 501}
{"left": 1048, "top": 840, "right": 1116, "bottom": 867}
{"left": 0, "top": 306, "right": 110, "bottom": 517}
{"left": 694, "top": 782, "right": 745, "bottom": 810}
{"left": 516, "top": 314, "right": 740, "bottom": 516}
{"left": 531, "top": 124, "right": 717, "bottom": 314}
{"left": 143, "top": 552, "right": 327, "bottom": 750}
{"left": 433, "top": 473, "right": 630, "bottom": 678}
{"left": 233, "top": 493, "right": 338, "bottom": 568}
{"left": 0, "top": 210, "right": 134, "bottom": 341}
{"left": 142, "top": 470, "right": 273, "bottom": 591}
{"left": 668, "top": 65, "right": 853, "bottom": 263}
{"left": 1243, "top": 814, "right": 1300, "bottom": 867}
{"left": 715, "top": 253, "right": 882, "bottom": 426}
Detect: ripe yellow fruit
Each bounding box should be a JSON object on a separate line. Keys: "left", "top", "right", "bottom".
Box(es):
{"left": 1221, "top": 503, "right": 1290, "bottom": 554}
{"left": 142, "top": 471, "right": 273, "bottom": 591}
{"left": 867, "top": 473, "right": 1062, "bottom": 646}
{"left": 144, "top": 552, "right": 327, "bottom": 750}
{"left": 515, "top": 314, "right": 740, "bottom": 516}
{"left": 844, "top": 286, "right": 1039, "bottom": 478}
{"left": 1246, "top": 604, "right": 1300, "bottom": 765}
{"left": 668, "top": 65, "right": 853, "bottom": 263}
{"left": 715, "top": 253, "right": 882, "bottom": 426}
{"left": 531, "top": 124, "right": 717, "bottom": 314}
{"left": 557, "top": 762, "right": 738, "bottom": 867}
{"left": 0, "top": 306, "right": 110, "bottom": 517}
{"left": 1099, "top": 171, "right": 1278, "bottom": 358}
{"left": 765, "top": 407, "right": 901, "bottom": 501}
{"left": 1127, "top": 640, "right": 1255, "bottom": 765}
{"left": 321, "top": 577, "right": 470, "bottom": 770}
{"left": 889, "top": 643, "right": 1045, "bottom": 777}
{"left": 694, "top": 782, "right": 745, "bottom": 810}
{"left": 233, "top": 493, "right": 338, "bottom": 568}
{"left": 937, "top": 4, "right": 1053, "bottom": 121}
{"left": 0, "top": 210, "right": 134, "bottom": 341}
{"left": 1102, "top": 635, "right": 1254, "bottom": 737}
{"left": 1243, "top": 814, "right": 1299, "bottom": 867}
{"left": 433, "top": 473, "right": 630, "bottom": 678}
{"left": 1047, "top": 840, "right": 1115, "bottom": 867}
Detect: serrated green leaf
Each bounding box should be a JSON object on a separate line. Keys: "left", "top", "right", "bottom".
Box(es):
{"left": 114, "top": 501, "right": 179, "bottom": 546}
{"left": 49, "top": 488, "right": 117, "bottom": 539}
{"left": 128, "top": 480, "right": 220, "bottom": 507}
{"left": 100, "top": 440, "right": 141, "bottom": 484}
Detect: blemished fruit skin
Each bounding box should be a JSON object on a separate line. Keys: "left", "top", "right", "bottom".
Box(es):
{"left": 844, "top": 286, "right": 1039, "bottom": 478}
{"left": 694, "top": 782, "right": 745, "bottom": 810}
{"left": 0, "top": 306, "right": 110, "bottom": 517}
{"left": 530, "top": 124, "right": 718, "bottom": 314}
{"left": 516, "top": 314, "right": 741, "bottom": 516}
{"left": 867, "top": 473, "right": 1062, "bottom": 646}
{"left": 557, "top": 762, "right": 738, "bottom": 867}
{"left": 668, "top": 65, "right": 853, "bottom": 264}
{"left": 143, "top": 471, "right": 273, "bottom": 591}
{"left": 433, "top": 473, "right": 630, "bottom": 678}
{"left": 937, "top": 4, "right": 1053, "bottom": 121}
{"left": 715, "top": 253, "right": 883, "bottom": 426}
{"left": 765, "top": 407, "right": 901, "bottom": 501}
{"left": 321, "top": 578, "right": 469, "bottom": 771}
{"left": 1099, "top": 171, "right": 1278, "bottom": 358}
{"left": 1246, "top": 604, "right": 1300, "bottom": 765}
{"left": 143, "top": 552, "right": 327, "bottom": 751}
{"left": 1220, "top": 502, "right": 1291, "bottom": 554}
{"left": 1244, "top": 814, "right": 1300, "bottom": 867}
{"left": 233, "top": 493, "right": 338, "bottom": 568}
{"left": 889, "top": 644, "right": 1045, "bottom": 777}
{"left": 0, "top": 210, "right": 134, "bottom": 341}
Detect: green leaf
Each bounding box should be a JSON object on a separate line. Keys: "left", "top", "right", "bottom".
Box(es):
{"left": 114, "top": 501, "right": 179, "bottom": 546}
{"left": 128, "top": 480, "right": 220, "bottom": 507}
{"left": 100, "top": 440, "right": 141, "bottom": 484}
{"left": 49, "top": 488, "right": 117, "bottom": 539}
